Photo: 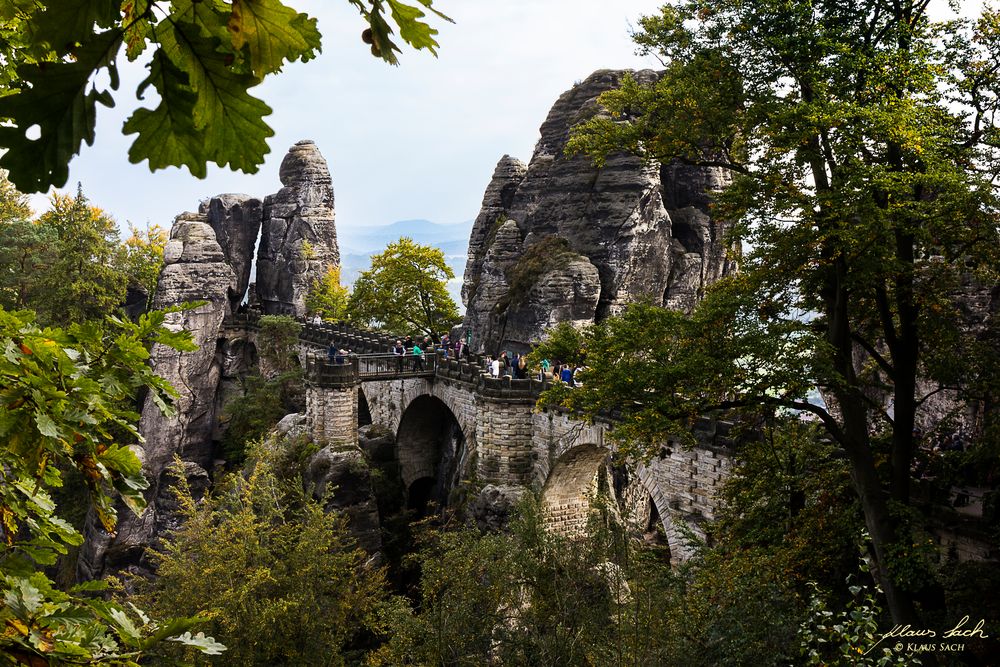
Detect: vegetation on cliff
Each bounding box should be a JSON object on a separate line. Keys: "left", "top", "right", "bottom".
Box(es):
{"left": 565, "top": 0, "right": 1000, "bottom": 625}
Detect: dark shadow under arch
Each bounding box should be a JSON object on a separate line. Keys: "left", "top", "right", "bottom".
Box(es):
{"left": 396, "top": 395, "right": 465, "bottom": 516}
{"left": 358, "top": 387, "right": 372, "bottom": 427}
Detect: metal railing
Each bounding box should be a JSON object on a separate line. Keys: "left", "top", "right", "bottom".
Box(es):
{"left": 304, "top": 351, "right": 440, "bottom": 386}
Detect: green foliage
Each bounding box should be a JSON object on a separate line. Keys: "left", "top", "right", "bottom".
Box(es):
{"left": 34, "top": 189, "right": 128, "bottom": 325}
{"left": 0, "top": 184, "right": 161, "bottom": 327}
{"left": 0, "top": 306, "right": 223, "bottom": 664}
{"left": 501, "top": 235, "right": 577, "bottom": 309}
{"left": 564, "top": 0, "right": 1000, "bottom": 622}
{"left": 348, "top": 237, "right": 461, "bottom": 339}
{"left": 799, "top": 567, "right": 921, "bottom": 666}
{"left": 713, "top": 417, "right": 861, "bottom": 591}
{"left": 119, "top": 223, "right": 168, "bottom": 311}
{"left": 256, "top": 314, "right": 302, "bottom": 374}
{"left": 306, "top": 265, "right": 350, "bottom": 320}
{"left": 530, "top": 320, "right": 587, "bottom": 367}
{"left": 0, "top": 170, "right": 31, "bottom": 222}
{"left": 372, "top": 496, "right": 803, "bottom": 666}
{"left": 133, "top": 449, "right": 396, "bottom": 666}
{"left": 0, "top": 205, "right": 54, "bottom": 315}
{"left": 0, "top": 0, "right": 451, "bottom": 192}
{"left": 221, "top": 369, "right": 303, "bottom": 464}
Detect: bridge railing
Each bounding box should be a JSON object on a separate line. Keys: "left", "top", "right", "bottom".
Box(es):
{"left": 304, "top": 351, "right": 442, "bottom": 386}
{"left": 304, "top": 353, "right": 359, "bottom": 388}
{"left": 357, "top": 353, "right": 439, "bottom": 380}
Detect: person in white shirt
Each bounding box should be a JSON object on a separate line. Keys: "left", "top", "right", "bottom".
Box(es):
{"left": 490, "top": 357, "right": 501, "bottom": 378}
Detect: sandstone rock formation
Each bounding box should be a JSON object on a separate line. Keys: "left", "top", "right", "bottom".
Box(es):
{"left": 80, "top": 142, "right": 345, "bottom": 580}
{"left": 460, "top": 69, "right": 738, "bottom": 354}
{"left": 305, "top": 445, "right": 383, "bottom": 556}
{"left": 79, "top": 213, "right": 234, "bottom": 579}
{"left": 200, "top": 194, "right": 263, "bottom": 313}
{"left": 256, "top": 140, "right": 339, "bottom": 316}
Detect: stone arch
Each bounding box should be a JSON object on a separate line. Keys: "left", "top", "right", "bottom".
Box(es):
{"left": 634, "top": 464, "right": 690, "bottom": 564}
{"left": 358, "top": 387, "right": 372, "bottom": 427}
{"left": 360, "top": 378, "right": 474, "bottom": 449}
{"left": 540, "top": 443, "right": 614, "bottom": 537}
{"left": 395, "top": 395, "right": 466, "bottom": 516}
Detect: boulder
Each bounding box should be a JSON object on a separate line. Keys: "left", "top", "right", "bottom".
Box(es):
{"left": 468, "top": 484, "right": 529, "bottom": 532}
{"left": 305, "top": 446, "right": 383, "bottom": 555}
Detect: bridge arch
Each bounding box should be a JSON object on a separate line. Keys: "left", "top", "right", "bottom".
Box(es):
{"left": 358, "top": 387, "right": 372, "bottom": 427}
{"left": 540, "top": 443, "right": 615, "bottom": 537}
{"left": 396, "top": 395, "right": 466, "bottom": 516}
{"left": 539, "top": 442, "right": 690, "bottom": 562}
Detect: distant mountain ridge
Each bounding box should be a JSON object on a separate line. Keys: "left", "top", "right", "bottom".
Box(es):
{"left": 338, "top": 218, "right": 473, "bottom": 254}
{"left": 337, "top": 218, "right": 472, "bottom": 312}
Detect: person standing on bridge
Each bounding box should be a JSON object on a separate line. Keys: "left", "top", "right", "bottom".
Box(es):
{"left": 404, "top": 334, "right": 414, "bottom": 352}
{"left": 412, "top": 341, "right": 424, "bottom": 372}
{"left": 393, "top": 339, "right": 405, "bottom": 372}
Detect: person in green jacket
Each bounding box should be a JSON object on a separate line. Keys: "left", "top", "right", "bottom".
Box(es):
{"left": 412, "top": 342, "right": 424, "bottom": 371}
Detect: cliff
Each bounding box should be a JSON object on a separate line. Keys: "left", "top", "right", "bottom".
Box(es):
{"left": 460, "top": 69, "right": 737, "bottom": 354}
{"left": 79, "top": 142, "right": 347, "bottom": 580}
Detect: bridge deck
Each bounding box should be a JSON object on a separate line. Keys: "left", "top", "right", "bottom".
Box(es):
{"left": 227, "top": 313, "right": 556, "bottom": 398}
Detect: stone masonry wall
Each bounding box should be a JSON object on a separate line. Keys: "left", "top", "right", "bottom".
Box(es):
{"left": 315, "top": 359, "right": 734, "bottom": 563}
{"left": 475, "top": 397, "right": 536, "bottom": 486}
{"left": 306, "top": 384, "right": 359, "bottom": 447}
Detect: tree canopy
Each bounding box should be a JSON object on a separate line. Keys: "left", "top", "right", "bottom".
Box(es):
{"left": 0, "top": 0, "right": 451, "bottom": 192}
{"left": 306, "top": 265, "right": 350, "bottom": 321}
{"left": 0, "top": 306, "right": 226, "bottom": 664}
{"left": 560, "top": 0, "right": 1000, "bottom": 625}
{"left": 0, "top": 180, "right": 164, "bottom": 326}
{"left": 348, "top": 237, "right": 461, "bottom": 339}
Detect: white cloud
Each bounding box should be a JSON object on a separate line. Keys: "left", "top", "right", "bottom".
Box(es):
{"left": 42, "top": 1, "right": 664, "bottom": 230}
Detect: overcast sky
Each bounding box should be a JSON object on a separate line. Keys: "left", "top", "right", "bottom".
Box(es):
{"left": 27, "top": 1, "right": 666, "bottom": 231}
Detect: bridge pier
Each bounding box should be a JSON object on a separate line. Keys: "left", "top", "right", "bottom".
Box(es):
{"left": 304, "top": 356, "right": 361, "bottom": 447}
{"left": 475, "top": 396, "right": 536, "bottom": 486}
{"left": 306, "top": 384, "right": 359, "bottom": 447}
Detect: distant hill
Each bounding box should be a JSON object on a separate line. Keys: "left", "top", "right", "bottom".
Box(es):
{"left": 337, "top": 219, "right": 472, "bottom": 312}
{"left": 338, "top": 218, "right": 473, "bottom": 254}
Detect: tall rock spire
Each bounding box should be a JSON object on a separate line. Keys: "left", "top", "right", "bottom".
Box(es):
{"left": 256, "top": 140, "right": 340, "bottom": 316}
{"left": 459, "top": 69, "right": 738, "bottom": 354}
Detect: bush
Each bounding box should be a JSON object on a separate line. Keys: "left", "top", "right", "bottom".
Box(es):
{"left": 501, "top": 235, "right": 578, "bottom": 309}
{"left": 132, "top": 449, "right": 396, "bottom": 666}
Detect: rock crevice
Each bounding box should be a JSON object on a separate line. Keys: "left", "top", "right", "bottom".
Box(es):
{"left": 460, "top": 69, "right": 737, "bottom": 354}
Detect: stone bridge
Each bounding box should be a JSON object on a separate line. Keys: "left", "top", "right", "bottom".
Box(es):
{"left": 229, "top": 315, "right": 735, "bottom": 562}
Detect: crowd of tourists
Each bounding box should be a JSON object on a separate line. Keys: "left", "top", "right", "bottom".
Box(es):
{"left": 306, "top": 312, "right": 585, "bottom": 386}
{"left": 483, "top": 350, "right": 585, "bottom": 386}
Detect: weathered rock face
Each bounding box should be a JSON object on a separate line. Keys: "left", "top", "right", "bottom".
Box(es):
{"left": 461, "top": 156, "right": 528, "bottom": 308}
{"left": 468, "top": 484, "right": 528, "bottom": 532}
{"left": 200, "top": 194, "right": 263, "bottom": 313}
{"left": 305, "top": 445, "right": 383, "bottom": 556}
{"left": 501, "top": 256, "right": 601, "bottom": 349}
{"left": 79, "top": 214, "right": 235, "bottom": 580}
{"left": 81, "top": 141, "right": 349, "bottom": 580}
{"left": 256, "top": 140, "right": 339, "bottom": 317}
{"left": 461, "top": 70, "right": 737, "bottom": 354}
{"left": 143, "top": 215, "right": 236, "bottom": 473}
